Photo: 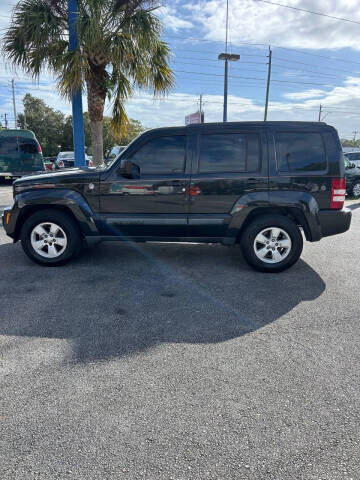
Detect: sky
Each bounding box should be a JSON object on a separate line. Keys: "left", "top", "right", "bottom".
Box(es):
{"left": 1, "top": 0, "right": 360, "bottom": 140}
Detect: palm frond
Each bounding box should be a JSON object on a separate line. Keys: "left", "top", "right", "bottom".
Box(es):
{"left": 3, "top": 0, "right": 67, "bottom": 77}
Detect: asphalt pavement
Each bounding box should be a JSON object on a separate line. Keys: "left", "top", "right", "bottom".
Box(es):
{"left": 0, "top": 183, "right": 359, "bottom": 480}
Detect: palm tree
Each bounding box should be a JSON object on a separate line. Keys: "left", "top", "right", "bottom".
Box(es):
{"left": 3, "top": 0, "right": 174, "bottom": 166}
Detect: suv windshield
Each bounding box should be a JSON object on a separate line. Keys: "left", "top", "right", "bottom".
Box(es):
{"left": 345, "top": 153, "right": 360, "bottom": 160}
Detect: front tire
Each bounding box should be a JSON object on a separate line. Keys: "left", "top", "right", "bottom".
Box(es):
{"left": 241, "top": 214, "right": 303, "bottom": 272}
{"left": 20, "top": 209, "right": 82, "bottom": 266}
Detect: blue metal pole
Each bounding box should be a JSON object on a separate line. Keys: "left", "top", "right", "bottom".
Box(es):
{"left": 68, "top": 0, "right": 86, "bottom": 167}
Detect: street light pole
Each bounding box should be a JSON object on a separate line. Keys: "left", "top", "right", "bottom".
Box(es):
{"left": 67, "top": 0, "right": 86, "bottom": 167}
{"left": 218, "top": 0, "right": 239, "bottom": 122}
{"left": 223, "top": 59, "right": 229, "bottom": 122}
{"left": 218, "top": 53, "right": 240, "bottom": 122}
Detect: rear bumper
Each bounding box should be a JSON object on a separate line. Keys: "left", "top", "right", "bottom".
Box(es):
{"left": 0, "top": 172, "right": 19, "bottom": 178}
{"left": 318, "top": 208, "right": 352, "bottom": 238}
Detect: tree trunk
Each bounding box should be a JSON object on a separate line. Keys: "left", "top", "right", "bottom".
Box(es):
{"left": 86, "top": 69, "right": 107, "bottom": 167}
{"left": 90, "top": 120, "right": 103, "bottom": 167}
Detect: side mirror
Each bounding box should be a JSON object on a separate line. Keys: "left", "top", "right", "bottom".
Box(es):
{"left": 118, "top": 159, "right": 140, "bottom": 179}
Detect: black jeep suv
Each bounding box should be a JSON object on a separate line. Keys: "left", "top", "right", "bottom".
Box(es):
{"left": 2, "top": 121, "right": 351, "bottom": 272}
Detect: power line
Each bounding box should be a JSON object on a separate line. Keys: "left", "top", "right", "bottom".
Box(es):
{"left": 174, "top": 55, "right": 266, "bottom": 66}
{"left": 174, "top": 70, "right": 341, "bottom": 87}
{"left": 274, "top": 46, "right": 360, "bottom": 67}
{"left": 271, "top": 63, "right": 347, "bottom": 80}
{"left": 273, "top": 56, "right": 360, "bottom": 74}
{"left": 174, "top": 47, "right": 266, "bottom": 57}
{"left": 173, "top": 60, "right": 267, "bottom": 74}
{"left": 168, "top": 32, "right": 360, "bottom": 67}
{"left": 256, "top": 0, "right": 360, "bottom": 26}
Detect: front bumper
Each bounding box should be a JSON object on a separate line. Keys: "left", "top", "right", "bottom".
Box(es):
{"left": 2, "top": 204, "right": 19, "bottom": 240}
{"left": 318, "top": 208, "right": 352, "bottom": 238}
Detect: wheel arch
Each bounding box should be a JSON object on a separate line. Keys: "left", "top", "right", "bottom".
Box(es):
{"left": 234, "top": 206, "right": 312, "bottom": 242}
{"left": 14, "top": 204, "right": 83, "bottom": 241}
{"left": 11, "top": 188, "right": 99, "bottom": 242}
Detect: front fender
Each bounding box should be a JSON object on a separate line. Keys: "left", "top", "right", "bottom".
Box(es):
{"left": 12, "top": 188, "right": 99, "bottom": 239}
{"left": 228, "top": 190, "right": 321, "bottom": 241}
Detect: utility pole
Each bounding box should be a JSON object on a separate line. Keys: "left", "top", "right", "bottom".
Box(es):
{"left": 318, "top": 104, "right": 322, "bottom": 122}
{"left": 199, "top": 94, "right": 204, "bottom": 123}
{"left": 11, "top": 79, "right": 17, "bottom": 128}
{"left": 264, "top": 46, "right": 272, "bottom": 121}
{"left": 353, "top": 130, "right": 358, "bottom": 142}
{"left": 68, "top": 0, "right": 86, "bottom": 167}
{"left": 4, "top": 113, "right": 8, "bottom": 129}
{"left": 218, "top": 0, "right": 240, "bottom": 122}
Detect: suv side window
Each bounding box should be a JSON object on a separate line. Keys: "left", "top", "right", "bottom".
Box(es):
{"left": 130, "top": 135, "right": 186, "bottom": 174}
{"left": 275, "top": 132, "right": 327, "bottom": 173}
{"left": 199, "top": 133, "right": 260, "bottom": 173}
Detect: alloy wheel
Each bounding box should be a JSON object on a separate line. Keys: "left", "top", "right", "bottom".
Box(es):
{"left": 353, "top": 183, "right": 360, "bottom": 197}
{"left": 30, "top": 222, "right": 67, "bottom": 258}
{"left": 253, "top": 227, "right": 292, "bottom": 264}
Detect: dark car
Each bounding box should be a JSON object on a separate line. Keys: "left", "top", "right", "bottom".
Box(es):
{"left": 0, "top": 129, "right": 44, "bottom": 180}
{"left": 2, "top": 121, "right": 351, "bottom": 272}
{"left": 105, "top": 145, "right": 127, "bottom": 165}
{"left": 43, "top": 156, "right": 57, "bottom": 171}
{"left": 55, "top": 151, "right": 93, "bottom": 168}
{"left": 344, "top": 157, "right": 360, "bottom": 197}
{"left": 344, "top": 151, "right": 360, "bottom": 168}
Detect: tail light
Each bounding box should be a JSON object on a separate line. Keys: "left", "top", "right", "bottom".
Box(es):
{"left": 330, "top": 178, "right": 346, "bottom": 209}
{"left": 37, "top": 143, "right": 42, "bottom": 153}
{"left": 58, "top": 160, "right": 64, "bottom": 168}
{"left": 89, "top": 159, "right": 93, "bottom": 167}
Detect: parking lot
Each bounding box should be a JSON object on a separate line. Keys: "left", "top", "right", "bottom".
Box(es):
{"left": 0, "top": 183, "right": 359, "bottom": 479}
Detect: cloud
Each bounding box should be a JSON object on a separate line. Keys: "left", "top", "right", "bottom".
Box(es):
{"left": 183, "top": 0, "right": 360, "bottom": 51}
{"left": 2, "top": 75, "right": 360, "bottom": 138}
{"left": 284, "top": 89, "right": 327, "bottom": 100}
{"left": 1, "top": 0, "right": 360, "bottom": 139}
{"left": 157, "top": 5, "right": 193, "bottom": 32}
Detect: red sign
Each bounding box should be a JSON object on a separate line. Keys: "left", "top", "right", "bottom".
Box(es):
{"left": 185, "top": 111, "right": 201, "bottom": 125}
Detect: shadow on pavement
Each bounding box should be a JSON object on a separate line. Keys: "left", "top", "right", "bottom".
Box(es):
{"left": 0, "top": 241, "right": 326, "bottom": 362}
{"left": 346, "top": 201, "right": 360, "bottom": 210}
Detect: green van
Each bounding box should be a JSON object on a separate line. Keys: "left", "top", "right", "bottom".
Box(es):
{"left": 0, "top": 129, "right": 44, "bottom": 180}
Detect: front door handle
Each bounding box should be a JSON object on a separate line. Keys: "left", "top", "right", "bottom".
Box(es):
{"left": 247, "top": 178, "right": 258, "bottom": 184}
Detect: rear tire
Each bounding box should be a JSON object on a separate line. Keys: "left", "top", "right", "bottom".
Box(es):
{"left": 20, "top": 209, "right": 82, "bottom": 266}
{"left": 241, "top": 214, "right": 303, "bottom": 272}
{"left": 352, "top": 182, "right": 360, "bottom": 197}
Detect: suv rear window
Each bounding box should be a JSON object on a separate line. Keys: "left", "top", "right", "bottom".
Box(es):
{"left": 199, "top": 133, "right": 260, "bottom": 173}
{"left": 275, "top": 132, "right": 327, "bottom": 173}
{"left": 0, "top": 137, "right": 18, "bottom": 154}
{"left": 0, "top": 137, "right": 38, "bottom": 154}
{"left": 20, "top": 139, "right": 38, "bottom": 154}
